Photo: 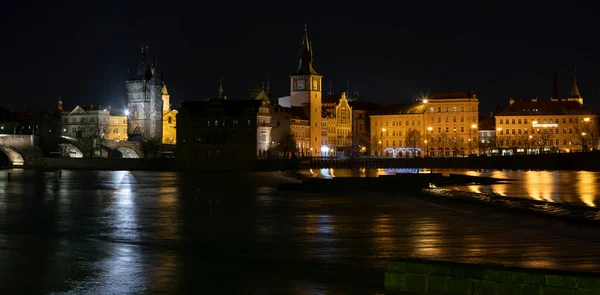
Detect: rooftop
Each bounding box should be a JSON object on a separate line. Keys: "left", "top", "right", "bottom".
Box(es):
{"left": 180, "top": 99, "right": 262, "bottom": 117}
{"left": 496, "top": 100, "right": 593, "bottom": 116}
{"left": 371, "top": 103, "right": 427, "bottom": 115}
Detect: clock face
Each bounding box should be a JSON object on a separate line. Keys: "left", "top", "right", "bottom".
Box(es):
{"left": 296, "top": 79, "right": 305, "bottom": 90}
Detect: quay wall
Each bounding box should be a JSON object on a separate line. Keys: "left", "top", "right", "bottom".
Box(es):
{"left": 40, "top": 158, "right": 300, "bottom": 171}
{"left": 312, "top": 152, "right": 600, "bottom": 171}
{"left": 385, "top": 259, "right": 600, "bottom": 295}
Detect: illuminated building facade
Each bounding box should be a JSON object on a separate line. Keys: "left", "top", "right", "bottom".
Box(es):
{"left": 161, "top": 84, "right": 177, "bottom": 144}
{"left": 270, "top": 105, "right": 311, "bottom": 157}
{"left": 423, "top": 92, "right": 480, "bottom": 156}
{"left": 370, "top": 104, "right": 426, "bottom": 157}
{"left": 108, "top": 109, "right": 127, "bottom": 141}
{"left": 370, "top": 92, "right": 479, "bottom": 157}
{"left": 495, "top": 70, "right": 596, "bottom": 153}
{"left": 322, "top": 92, "right": 353, "bottom": 156}
{"left": 60, "top": 105, "right": 110, "bottom": 139}
{"left": 495, "top": 100, "right": 596, "bottom": 153}
{"left": 350, "top": 101, "right": 381, "bottom": 155}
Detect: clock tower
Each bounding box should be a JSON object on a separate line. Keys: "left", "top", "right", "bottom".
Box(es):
{"left": 290, "top": 25, "right": 322, "bottom": 156}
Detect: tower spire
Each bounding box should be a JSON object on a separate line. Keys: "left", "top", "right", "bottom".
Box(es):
{"left": 136, "top": 44, "right": 152, "bottom": 79}
{"left": 295, "top": 25, "right": 318, "bottom": 75}
{"left": 570, "top": 66, "right": 581, "bottom": 98}
{"left": 328, "top": 81, "right": 333, "bottom": 96}
{"left": 218, "top": 77, "right": 225, "bottom": 100}
{"left": 265, "top": 73, "right": 271, "bottom": 97}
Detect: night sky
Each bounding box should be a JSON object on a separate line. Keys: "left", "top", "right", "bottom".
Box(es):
{"left": 3, "top": 1, "right": 600, "bottom": 114}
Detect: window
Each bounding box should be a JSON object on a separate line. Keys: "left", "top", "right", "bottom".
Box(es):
{"left": 438, "top": 107, "right": 441, "bottom": 112}
{"left": 460, "top": 106, "right": 464, "bottom": 112}
{"left": 248, "top": 120, "right": 251, "bottom": 126}
{"left": 430, "top": 107, "right": 434, "bottom": 113}
{"left": 207, "top": 121, "right": 211, "bottom": 127}
{"left": 563, "top": 139, "right": 567, "bottom": 145}
{"left": 500, "top": 119, "right": 503, "bottom": 124}
{"left": 453, "top": 106, "right": 456, "bottom": 112}
{"left": 524, "top": 119, "right": 528, "bottom": 124}
{"left": 452, "top": 117, "right": 456, "bottom": 122}
{"left": 461, "top": 127, "right": 464, "bottom": 132}
{"left": 518, "top": 119, "right": 521, "bottom": 124}
{"left": 445, "top": 107, "right": 449, "bottom": 112}
{"left": 512, "top": 119, "right": 515, "bottom": 124}
{"left": 460, "top": 117, "right": 464, "bottom": 122}
{"left": 168, "top": 117, "right": 172, "bottom": 124}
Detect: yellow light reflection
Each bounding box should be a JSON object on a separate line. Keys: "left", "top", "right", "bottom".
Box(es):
{"left": 412, "top": 217, "right": 444, "bottom": 257}
{"left": 577, "top": 171, "right": 596, "bottom": 207}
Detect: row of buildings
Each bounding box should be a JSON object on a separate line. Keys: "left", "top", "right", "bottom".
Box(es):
{"left": 1, "top": 28, "right": 596, "bottom": 168}
{"left": 174, "top": 28, "right": 598, "bottom": 169}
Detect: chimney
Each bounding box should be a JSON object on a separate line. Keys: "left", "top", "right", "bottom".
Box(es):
{"left": 509, "top": 98, "right": 514, "bottom": 105}
{"left": 552, "top": 72, "right": 559, "bottom": 102}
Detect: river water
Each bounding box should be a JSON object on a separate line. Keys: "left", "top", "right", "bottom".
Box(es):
{"left": 2, "top": 169, "right": 600, "bottom": 294}
{"left": 306, "top": 168, "right": 600, "bottom": 207}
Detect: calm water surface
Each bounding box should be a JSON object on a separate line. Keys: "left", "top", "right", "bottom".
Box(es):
{"left": 306, "top": 168, "right": 600, "bottom": 207}
{"left": 2, "top": 169, "right": 600, "bottom": 294}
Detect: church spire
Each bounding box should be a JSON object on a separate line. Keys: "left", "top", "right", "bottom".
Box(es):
{"left": 266, "top": 73, "right": 271, "bottom": 97}
{"left": 570, "top": 66, "right": 581, "bottom": 98}
{"left": 218, "top": 77, "right": 226, "bottom": 100}
{"left": 295, "top": 25, "right": 319, "bottom": 75}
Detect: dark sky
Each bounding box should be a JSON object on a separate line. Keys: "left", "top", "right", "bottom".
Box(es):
{"left": 3, "top": 0, "right": 600, "bottom": 114}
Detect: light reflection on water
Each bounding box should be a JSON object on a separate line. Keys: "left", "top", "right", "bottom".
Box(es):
{"left": 307, "top": 168, "right": 600, "bottom": 207}
{"left": 1, "top": 169, "right": 600, "bottom": 294}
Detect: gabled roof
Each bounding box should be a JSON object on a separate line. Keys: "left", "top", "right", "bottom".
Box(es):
{"left": 253, "top": 89, "right": 271, "bottom": 103}
{"left": 67, "top": 105, "right": 88, "bottom": 116}
{"left": 349, "top": 101, "right": 382, "bottom": 112}
{"left": 496, "top": 100, "right": 592, "bottom": 116}
{"left": 427, "top": 92, "right": 476, "bottom": 99}
{"left": 371, "top": 103, "right": 426, "bottom": 115}
{"left": 322, "top": 94, "right": 342, "bottom": 104}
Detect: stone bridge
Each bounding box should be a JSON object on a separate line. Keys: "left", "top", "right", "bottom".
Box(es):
{"left": 0, "top": 134, "right": 42, "bottom": 167}
{"left": 58, "top": 137, "right": 142, "bottom": 159}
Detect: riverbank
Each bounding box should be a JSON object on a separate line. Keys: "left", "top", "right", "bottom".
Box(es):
{"left": 23, "top": 151, "right": 600, "bottom": 172}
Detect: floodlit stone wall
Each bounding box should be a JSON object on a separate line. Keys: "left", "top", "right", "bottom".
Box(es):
{"left": 385, "top": 259, "right": 600, "bottom": 295}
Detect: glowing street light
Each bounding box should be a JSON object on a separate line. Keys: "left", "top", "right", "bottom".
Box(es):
{"left": 584, "top": 117, "right": 590, "bottom": 122}
{"left": 124, "top": 109, "right": 130, "bottom": 116}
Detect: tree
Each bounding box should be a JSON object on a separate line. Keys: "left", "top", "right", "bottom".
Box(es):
{"left": 353, "top": 130, "right": 370, "bottom": 155}
{"left": 140, "top": 136, "right": 162, "bottom": 158}
{"left": 279, "top": 131, "right": 297, "bottom": 159}
{"left": 571, "top": 116, "right": 598, "bottom": 151}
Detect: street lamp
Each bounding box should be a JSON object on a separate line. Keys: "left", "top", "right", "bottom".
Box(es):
{"left": 470, "top": 124, "right": 477, "bottom": 155}
{"left": 427, "top": 126, "right": 433, "bottom": 157}
{"left": 528, "top": 135, "right": 533, "bottom": 154}
{"left": 424, "top": 139, "right": 428, "bottom": 157}
{"left": 496, "top": 127, "right": 502, "bottom": 153}
{"left": 380, "top": 128, "right": 386, "bottom": 157}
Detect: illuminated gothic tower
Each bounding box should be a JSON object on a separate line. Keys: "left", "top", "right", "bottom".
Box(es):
{"left": 290, "top": 26, "right": 322, "bottom": 156}
{"left": 126, "top": 45, "right": 164, "bottom": 141}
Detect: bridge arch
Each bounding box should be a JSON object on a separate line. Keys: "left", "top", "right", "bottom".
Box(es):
{"left": 0, "top": 146, "right": 25, "bottom": 166}
{"left": 58, "top": 143, "right": 83, "bottom": 158}
{"left": 115, "top": 147, "right": 140, "bottom": 158}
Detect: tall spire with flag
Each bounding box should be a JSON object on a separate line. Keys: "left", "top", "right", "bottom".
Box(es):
{"left": 296, "top": 25, "right": 319, "bottom": 75}
{"left": 218, "top": 77, "right": 226, "bottom": 100}
{"left": 570, "top": 66, "right": 581, "bottom": 97}
{"left": 568, "top": 66, "right": 583, "bottom": 104}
